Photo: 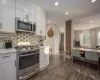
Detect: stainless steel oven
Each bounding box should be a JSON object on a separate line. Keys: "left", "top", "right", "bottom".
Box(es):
{"left": 17, "top": 50, "right": 39, "bottom": 80}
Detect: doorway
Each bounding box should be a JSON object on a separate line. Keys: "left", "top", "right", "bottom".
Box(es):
{"left": 59, "top": 33, "right": 64, "bottom": 53}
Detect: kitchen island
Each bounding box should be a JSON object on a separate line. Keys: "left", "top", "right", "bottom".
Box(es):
{"left": 72, "top": 48, "right": 100, "bottom": 65}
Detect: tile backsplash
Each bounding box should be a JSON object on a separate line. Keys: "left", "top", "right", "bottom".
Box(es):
{"left": 0, "top": 32, "right": 42, "bottom": 48}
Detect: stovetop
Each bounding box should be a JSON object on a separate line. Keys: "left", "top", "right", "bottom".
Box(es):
{"left": 15, "top": 46, "right": 39, "bottom": 53}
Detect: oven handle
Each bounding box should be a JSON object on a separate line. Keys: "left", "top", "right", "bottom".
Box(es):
{"left": 20, "top": 52, "right": 39, "bottom": 57}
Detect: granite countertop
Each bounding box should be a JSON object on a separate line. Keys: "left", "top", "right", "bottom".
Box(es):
{"left": 72, "top": 47, "right": 100, "bottom": 53}
{"left": 0, "top": 48, "right": 17, "bottom": 55}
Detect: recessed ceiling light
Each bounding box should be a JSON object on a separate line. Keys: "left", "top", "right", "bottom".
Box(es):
{"left": 65, "top": 12, "right": 68, "bottom": 15}
{"left": 55, "top": 2, "right": 59, "bottom": 6}
{"left": 90, "top": 21, "right": 93, "bottom": 23}
{"left": 48, "top": 20, "right": 51, "bottom": 22}
{"left": 91, "top": 0, "right": 96, "bottom": 2}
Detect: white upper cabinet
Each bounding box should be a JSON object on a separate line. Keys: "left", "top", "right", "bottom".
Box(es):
{"left": 16, "top": 8, "right": 26, "bottom": 21}
{"left": 16, "top": 8, "right": 36, "bottom": 23}
{"left": 0, "top": 0, "right": 15, "bottom": 7}
{"left": 27, "top": 1, "right": 36, "bottom": 15}
{"left": 27, "top": 13, "right": 36, "bottom": 23}
{"left": 0, "top": 1, "right": 15, "bottom": 33}
{"left": 16, "top": 0, "right": 27, "bottom": 11}
{"left": 16, "top": 0, "right": 36, "bottom": 23}
{"left": 36, "top": 6, "right": 46, "bottom": 36}
{"left": 16, "top": 0, "right": 36, "bottom": 14}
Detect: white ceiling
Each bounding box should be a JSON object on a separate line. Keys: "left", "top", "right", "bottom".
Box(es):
{"left": 73, "top": 14, "right": 100, "bottom": 30}
{"left": 30, "top": 0, "right": 100, "bottom": 28}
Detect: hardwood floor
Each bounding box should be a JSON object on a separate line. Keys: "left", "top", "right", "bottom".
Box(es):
{"left": 29, "top": 54, "right": 100, "bottom": 80}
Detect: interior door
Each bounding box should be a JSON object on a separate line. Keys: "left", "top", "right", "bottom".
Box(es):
{"left": 59, "top": 33, "right": 64, "bottom": 52}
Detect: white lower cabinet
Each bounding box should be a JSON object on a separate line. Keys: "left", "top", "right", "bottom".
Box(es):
{"left": 0, "top": 61, "right": 16, "bottom": 80}
{"left": 0, "top": 53, "right": 16, "bottom": 80}
{"left": 39, "top": 46, "right": 49, "bottom": 70}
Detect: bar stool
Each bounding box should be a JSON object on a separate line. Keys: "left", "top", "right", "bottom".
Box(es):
{"left": 97, "top": 52, "right": 100, "bottom": 74}
{"left": 64, "top": 50, "right": 73, "bottom": 66}
{"left": 80, "top": 51, "right": 86, "bottom": 70}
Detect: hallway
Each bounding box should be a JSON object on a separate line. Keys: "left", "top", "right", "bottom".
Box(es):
{"left": 29, "top": 54, "right": 100, "bottom": 80}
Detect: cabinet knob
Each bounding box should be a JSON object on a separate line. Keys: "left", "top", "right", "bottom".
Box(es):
{"left": 26, "top": 15, "right": 29, "bottom": 21}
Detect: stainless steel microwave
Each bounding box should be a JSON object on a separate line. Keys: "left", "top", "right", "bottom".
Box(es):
{"left": 16, "top": 18, "right": 36, "bottom": 33}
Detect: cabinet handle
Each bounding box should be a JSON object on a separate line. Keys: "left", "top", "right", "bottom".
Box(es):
{"left": 44, "top": 54, "right": 46, "bottom": 57}
{"left": 26, "top": 15, "right": 29, "bottom": 21}
{"left": 2, "top": 55, "right": 10, "bottom": 58}
{"left": 26, "top": 15, "right": 27, "bottom": 20}
{"left": 0, "top": 23, "right": 2, "bottom": 29}
{"left": 15, "top": 60, "right": 16, "bottom": 66}
{"left": 40, "top": 30, "right": 42, "bottom": 34}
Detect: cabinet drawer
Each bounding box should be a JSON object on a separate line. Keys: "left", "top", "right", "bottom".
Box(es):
{"left": 0, "top": 53, "right": 16, "bottom": 63}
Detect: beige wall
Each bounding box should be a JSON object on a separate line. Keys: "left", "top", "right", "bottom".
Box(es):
{"left": 44, "top": 24, "right": 60, "bottom": 54}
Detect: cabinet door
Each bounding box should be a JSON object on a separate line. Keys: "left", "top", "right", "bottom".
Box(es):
{"left": 0, "top": 0, "right": 15, "bottom": 7}
{"left": 0, "top": 1, "right": 2, "bottom": 30}
{"left": 36, "top": 6, "right": 46, "bottom": 36}
{"left": 27, "top": 13, "right": 36, "bottom": 23}
{"left": 0, "top": 61, "right": 16, "bottom": 80}
{"left": 85, "top": 51, "right": 98, "bottom": 61}
{"left": 16, "top": 0, "right": 27, "bottom": 11}
{"left": 72, "top": 50, "right": 80, "bottom": 57}
{"left": 44, "top": 47, "right": 49, "bottom": 67}
{"left": 16, "top": 8, "right": 26, "bottom": 21}
{"left": 44, "top": 53, "right": 49, "bottom": 66}
{"left": 39, "top": 49, "right": 45, "bottom": 69}
{"left": 27, "top": 1, "right": 36, "bottom": 15}
{"left": 0, "top": 1, "right": 15, "bottom": 33}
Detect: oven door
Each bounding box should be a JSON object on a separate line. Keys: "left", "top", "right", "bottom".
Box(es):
{"left": 18, "top": 52, "right": 39, "bottom": 76}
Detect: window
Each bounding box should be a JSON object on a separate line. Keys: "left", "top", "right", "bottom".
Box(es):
{"left": 80, "top": 31, "right": 91, "bottom": 46}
